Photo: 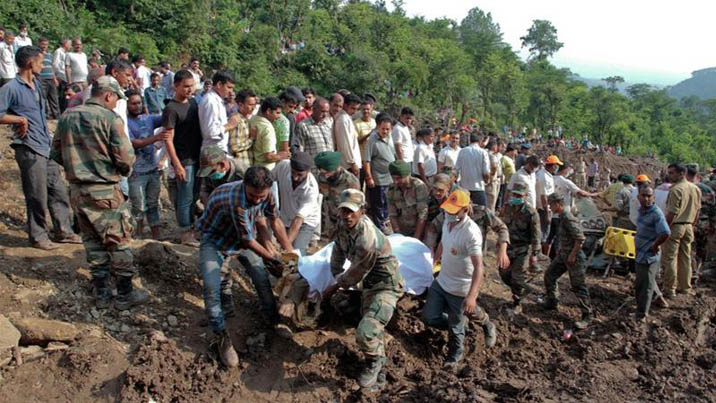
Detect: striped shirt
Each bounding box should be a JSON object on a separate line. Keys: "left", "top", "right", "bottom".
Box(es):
{"left": 40, "top": 52, "right": 55, "bottom": 80}
{"left": 196, "top": 181, "right": 277, "bottom": 254}
{"left": 291, "top": 117, "right": 333, "bottom": 158}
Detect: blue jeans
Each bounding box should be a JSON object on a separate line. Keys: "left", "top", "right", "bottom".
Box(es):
{"left": 369, "top": 185, "right": 389, "bottom": 231}
{"left": 422, "top": 280, "right": 467, "bottom": 356}
{"left": 200, "top": 239, "right": 278, "bottom": 332}
{"left": 290, "top": 223, "right": 316, "bottom": 256}
{"left": 128, "top": 170, "right": 161, "bottom": 227}
{"left": 175, "top": 163, "right": 199, "bottom": 231}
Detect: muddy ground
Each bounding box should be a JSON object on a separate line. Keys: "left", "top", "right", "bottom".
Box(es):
{"left": 0, "top": 126, "right": 714, "bottom": 402}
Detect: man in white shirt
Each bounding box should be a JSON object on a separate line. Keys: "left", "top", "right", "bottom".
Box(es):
{"left": 132, "top": 55, "right": 152, "bottom": 93}
{"left": 422, "top": 189, "right": 497, "bottom": 371}
{"left": 536, "top": 155, "right": 562, "bottom": 251}
{"left": 333, "top": 93, "right": 362, "bottom": 177}
{"left": 52, "top": 39, "right": 71, "bottom": 111}
{"left": 189, "top": 57, "right": 203, "bottom": 93}
{"left": 437, "top": 131, "right": 460, "bottom": 176}
{"left": 392, "top": 107, "right": 414, "bottom": 164}
{"left": 198, "top": 72, "right": 241, "bottom": 153}
{"left": 65, "top": 38, "right": 88, "bottom": 88}
{"left": 504, "top": 155, "right": 539, "bottom": 210}
{"left": 412, "top": 128, "right": 437, "bottom": 184}
{"left": 454, "top": 133, "right": 491, "bottom": 207}
{"left": 273, "top": 152, "right": 320, "bottom": 255}
{"left": 14, "top": 24, "right": 32, "bottom": 50}
{"left": 486, "top": 140, "right": 503, "bottom": 212}
{"left": 0, "top": 32, "right": 16, "bottom": 87}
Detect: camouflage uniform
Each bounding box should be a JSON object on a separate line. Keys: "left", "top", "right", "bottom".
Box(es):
{"left": 331, "top": 215, "right": 405, "bottom": 360}
{"left": 614, "top": 184, "right": 636, "bottom": 230}
{"left": 318, "top": 168, "right": 360, "bottom": 238}
{"left": 387, "top": 177, "right": 429, "bottom": 237}
{"left": 424, "top": 194, "right": 447, "bottom": 251}
{"left": 470, "top": 205, "right": 510, "bottom": 255}
{"left": 500, "top": 199, "right": 541, "bottom": 306}
{"left": 50, "top": 100, "right": 136, "bottom": 283}
{"left": 694, "top": 183, "right": 715, "bottom": 282}
{"left": 544, "top": 209, "right": 592, "bottom": 316}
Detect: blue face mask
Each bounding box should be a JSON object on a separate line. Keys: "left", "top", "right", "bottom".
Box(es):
{"left": 209, "top": 170, "right": 226, "bottom": 181}
{"left": 509, "top": 197, "right": 524, "bottom": 206}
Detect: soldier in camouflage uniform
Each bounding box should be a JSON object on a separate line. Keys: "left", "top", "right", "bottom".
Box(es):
{"left": 387, "top": 160, "right": 429, "bottom": 238}
{"left": 323, "top": 189, "right": 405, "bottom": 388}
{"left": 471, "top": 204, "right": 510, "bottom": 263}
{"left": 51, "top": 76, "right": 148, "bottom": 310}
{"left": 197, "top": 145, "right": 248, "bottom": 205}
{"left": 314, "top": 151, "right": 359, "bottom": 238}
{"left": 500, "top": 182, "right": 541, "bottom": 314}
{"left": 694, "top": 182, "right": 715, "bottom": 284}
{"left": 543, "top": 192, "right": 593, "bottom": 329}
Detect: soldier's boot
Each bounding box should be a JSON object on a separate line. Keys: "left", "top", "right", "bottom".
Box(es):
{"left": 211, "top": 329, "right": 239, "bottom": 368}
{"left": 574, "top": 311, "right": 592, "bottom": 330}
{"left": 115, "top": 276, "right": 149, "bottom": 311}
{"left": 92, "top": 277, "right": 112, "bottom": 309}
{"left": 540, "top": 297, "right": 558, "bottom": 311}
{"left": 483, "top": 320, "right": 497, "bottom": 348}
{"left": 358, "top": 355, "right": 385, "bottom": 388}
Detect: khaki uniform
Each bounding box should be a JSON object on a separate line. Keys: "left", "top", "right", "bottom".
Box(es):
{"left": 51, "top": 100, "right": 136, "bottom": 282}
{"left": 318, "top": 168, "right": 360, "bottom": 237}
{"left": 544, "top": 210, "right": 592, "bottom": 315}
{"left": 471, "top": 205, "right": 509, "bottom": 254}
{"left": 662, "top": 179, "right": 701, "bottom": 292}
{"left": 500, "top": 202, "right": 541, "bottom": 305}
{"left": 331, "top": 215, "right": 405, "bottom": 359}
{"left": 387, "top": 177, "right": 429, "bottom": 237}
{"left": 575, "top": 161, "right": 587, "bottom": 189}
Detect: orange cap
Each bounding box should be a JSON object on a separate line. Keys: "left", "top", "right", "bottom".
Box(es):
{"left": 636, "top": 174, "right": 651, "bottom": 183}
{"left": 440, "top": 189, "right": 470, "bottom": 215}
{"left": 440, "top": 134, "right": 451, "bottom": 142}
{"left": 545, "top": 155, "right": 564, "bottom": 165}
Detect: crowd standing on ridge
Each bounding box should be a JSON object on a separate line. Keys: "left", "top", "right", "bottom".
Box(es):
{"left": 0, "top": 30, "right": 712, "bottom": 389}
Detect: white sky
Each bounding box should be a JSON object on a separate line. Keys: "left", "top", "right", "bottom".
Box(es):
{"left": 394, "top": 0, "right": 716, "bottom": 86}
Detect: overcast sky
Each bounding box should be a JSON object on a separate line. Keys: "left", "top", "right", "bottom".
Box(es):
{"left": 394, "top": 0, "right": 714, "bottom": 86}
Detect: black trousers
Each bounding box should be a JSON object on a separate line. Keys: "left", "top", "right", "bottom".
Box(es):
{"left": 13, "top": 145, "right": 73, "bottom": 243}
{"left": 41, "top": 78, "right": 60, "bottom": 119}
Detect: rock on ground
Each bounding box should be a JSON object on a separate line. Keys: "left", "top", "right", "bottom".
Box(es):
{"left": 0, "top": 315, "right": 21, "bottom": 350}
{"left": 12, "top": 318, "right": 79, "bottom": 345}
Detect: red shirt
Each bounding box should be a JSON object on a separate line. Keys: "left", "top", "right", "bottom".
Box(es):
{"left": 295, "top": 107, "right": 313, "bottom": 124}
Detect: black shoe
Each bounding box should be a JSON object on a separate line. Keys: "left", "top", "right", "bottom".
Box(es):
{"left": 115, "top": 277, "right": 149, "bottom": 311}
{"left": 358, "top": 356, "right": 385, "bottom": 388}
{"left": 92, "top": 277, "right": 111, "bottom": 309}
{"left": 443, "top": 348, "right": 464, "bottom": 371}
{"left": 483, "top": 321, "right": 497, "bottom": 348}
{"left": 541, "top": 298, "right": 558, "bottom": 311}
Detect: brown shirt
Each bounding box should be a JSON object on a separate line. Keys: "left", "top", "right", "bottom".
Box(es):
{"left": 666, "top": 179, "right": 701, "bottom": 224}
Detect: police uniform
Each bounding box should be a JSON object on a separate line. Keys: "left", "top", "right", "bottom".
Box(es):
{"left": 500, "top": 183, "right": 541, "bottom": 308}
{"left": 662, "top": 178, "right": 702, "bottom": 293}
{"left": 543, "top": 193, "right": 592, "bottom": 320}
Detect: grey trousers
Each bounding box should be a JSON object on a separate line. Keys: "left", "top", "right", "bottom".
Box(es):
{"left": 13, "top": 145, "right": 73, "bottom": 243}
{"left": 635, "top": 260, "right": 662, "bottom": 318}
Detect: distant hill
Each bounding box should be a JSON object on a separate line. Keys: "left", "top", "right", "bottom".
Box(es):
{"left": 667, "top": 68, "right": 716, "bottom": 100}
{"left": 568, "top": 74, "right": 663, "bottom": 95}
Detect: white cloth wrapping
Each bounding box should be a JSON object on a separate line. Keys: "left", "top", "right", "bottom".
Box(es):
{"left": 297, "top": 234, "right": 434, "bottom": 295}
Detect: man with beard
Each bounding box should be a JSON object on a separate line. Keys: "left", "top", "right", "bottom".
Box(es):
{"left": 314, "top": 151, "right": 359, "bottom": 238}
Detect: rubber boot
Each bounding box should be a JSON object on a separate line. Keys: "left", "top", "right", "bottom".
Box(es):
{"left": 115, "top": 276, "right": 149, "bottom": 311}
{"left": 212, "top": 329, "right": 239, "bottom": 368}
{"left": 541, "top": 297, "right": 558, "bottom": 311}
{"left": 358, "top": 356, "right": 385, "bottom": 388}
{"left": 92, "top": 277, "right": 111, "bottom": 309}
{"left": 483, "top": 320, "right": 497, "bottom": 348}
{"left": 574, "top": 311, "right": 592, "bottom": 330}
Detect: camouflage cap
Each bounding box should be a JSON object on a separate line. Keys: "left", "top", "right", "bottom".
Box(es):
{"left": 338, "top": 189, "right": 365, "bottom": 212}
{"left": 510, "top": 182, "right": 528, "bottom": 196}
{"left": 198, "top": 145, "right": 227, "bottom": 177}
{"left": 94, "top": 76, "right": 127, "bottom": 100}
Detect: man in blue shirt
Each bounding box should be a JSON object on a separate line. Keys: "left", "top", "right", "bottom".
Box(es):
{"left": 144, "top": 72, "right": 168, "bottom": 115}
{"left": 126, "top": 90, "right": 167, "bottom": 239}
{"left": 0, "top": 46, "right": 79, "bottom": 249}
{"left": 195, "top": 166, "right": 294, "bottom": 368}
{"left": 635, "top": 185, "right": 671, "bottom": 321}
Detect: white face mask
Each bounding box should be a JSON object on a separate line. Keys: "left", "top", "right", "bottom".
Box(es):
{"left": 445, "top": 212, "right": 459, "bottom": 223}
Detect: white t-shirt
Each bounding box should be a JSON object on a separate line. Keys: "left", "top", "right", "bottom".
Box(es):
{"left": 0, "top": 42, "right": 16, "bottom": 79}
{"left": 437, "top": 216, "right": 483, "bottom": 297}
{"left": 136, "top": 65, "right": 152, "bottom": 92}
{"left": 412, "top": 142, "right": 437, "bottom": 177}
{"left": 535, "top": 168, "right": 555, "bottom": 210}
{"left": 508, "top": 167, "right": 537, "bottom": 208}
{"left": 553, "top": 174, "right": 580, "bottom": 214}
{"left": 438, "top": 145, "right": 460, "bottom": 169}
{"left": 273, "top": 160, "right": 320, "bottom": 228}
{"left": 629, "top": 186, "right": 641, "bottom": 226}
{"left": 455, "top": 144, "right": 491, "bottom": 191}
{"left": 14, "top": 35, "right": 32, "bottom": 49}
{"left": 65, "top": 51, "right": 88, "bottom": 83}
{"left": 391, "top": 122, "right": 414, "bottom": 163}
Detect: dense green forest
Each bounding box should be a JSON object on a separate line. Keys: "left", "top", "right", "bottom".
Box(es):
{"left": 2, "top": 0, "right": 716, "bottom": 166}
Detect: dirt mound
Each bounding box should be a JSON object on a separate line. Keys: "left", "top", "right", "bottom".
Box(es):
{"left": 134, "top": 241, "right": 198, "bottom": 286}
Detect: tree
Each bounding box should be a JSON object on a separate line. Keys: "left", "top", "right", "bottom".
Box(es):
{"left": 520, "top": 19, "right": 563, "bottom": 60}
{"left": 458, "top": 7, "right": 504, "bottom": 68}
{"left": 602, "top": 75, "right": 624, "bottom": 91}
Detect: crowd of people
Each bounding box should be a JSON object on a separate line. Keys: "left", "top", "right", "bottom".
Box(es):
{"left": 0, "top": 32, "right": 710, "bottom": 389}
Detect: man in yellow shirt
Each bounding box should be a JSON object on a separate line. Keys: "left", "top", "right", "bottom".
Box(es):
{"left": 354, "top": 100, "right": 375, "bottom": 188}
